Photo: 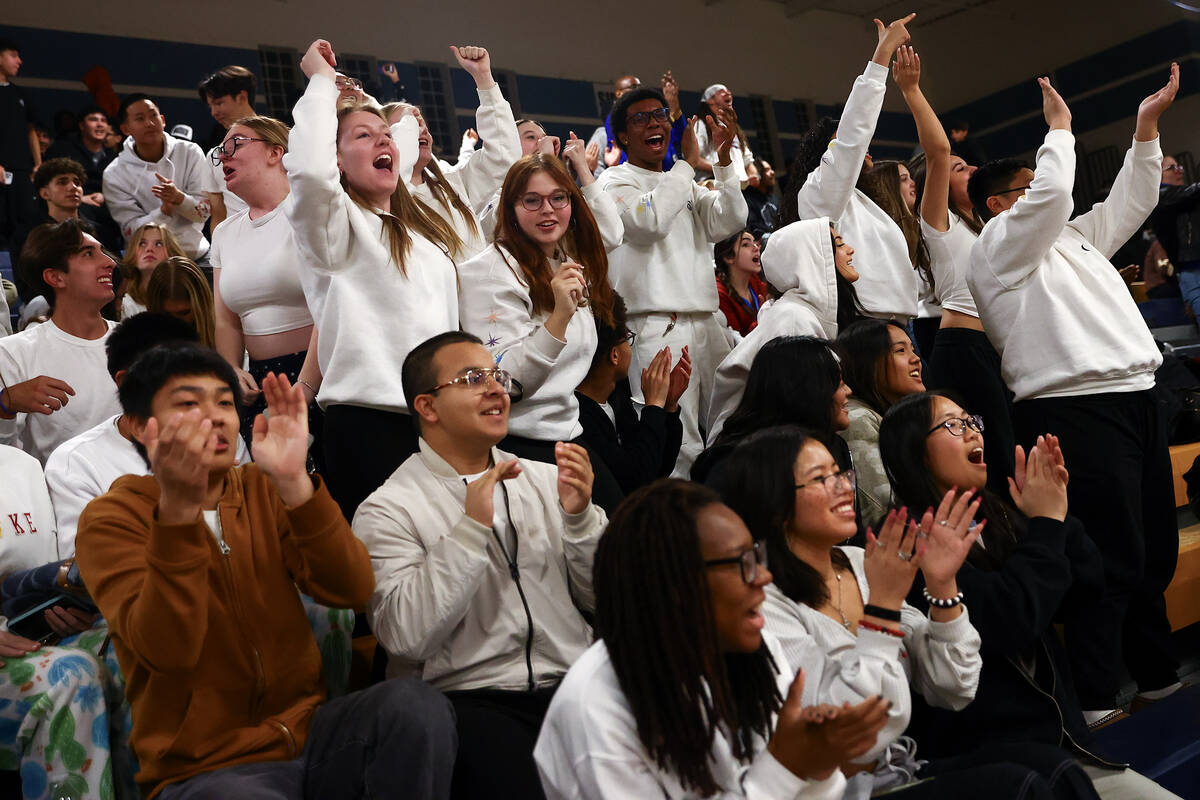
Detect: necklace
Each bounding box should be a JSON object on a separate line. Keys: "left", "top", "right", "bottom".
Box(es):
{"left": 833, "top": 570, "right": 851, "bottom": 630}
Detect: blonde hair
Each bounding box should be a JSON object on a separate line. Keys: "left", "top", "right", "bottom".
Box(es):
{"left": 145, "top": 256, "right": 216, "bottom": 348}
{"left": 121, "top": 224, "right": 186, "bottom": 306}
{"left": 228, "top": 114, "right": 290, "bottom": 151}
{"left": 336, "top": 101, "right": 463, "bottom": 273}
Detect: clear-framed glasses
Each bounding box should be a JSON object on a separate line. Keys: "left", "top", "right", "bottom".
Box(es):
{"left": 794, "top": 468, "right": 857, "bottom": 493}
{"left": 335, "top": 74, "right": 364, "bottom": 92}
{"left": 424, "top": 367, "right": 515, "bottom": 397}
{"left": 626, "top": 107, "right": 670, "bottom": 128}
{"left": 210, "top": 136, "right": 270, "bottom": 165}
{"left": 927, "top": 414, "right": 985, "bottom": 438}
{"left": 1164, "top": 163, "right": 1185, "bottom": 173}
{"left": 703, "top": 540, "right": 767, "bottom": 585}
{"left": 520, "top": 191, "right": 571, "bottom": 212}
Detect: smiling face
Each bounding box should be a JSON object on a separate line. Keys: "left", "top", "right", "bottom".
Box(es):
{"left": 81, "top": 112, "right": 109, "bottom": 146}
{"left": 726, "top": 231, "right": 761, "bottom": 277}
{"left": 142, "top": 374, "right": 239, "bottom": 474}
{"left": 699, "top": 502, "right": 772, "bottom": 654}
{"left": 831, "top": 378, "right": 852, "bottom": 431}
{"left": 925, "top": 395, "right": 987, "bottom": 493}
{"left": 790, "top": 438, "right": 857, "bottom": 545}
{"left": 948, "top": 156, "right": 977, "bottom": 211}
{"left": 121, "top": 100, "right": 166, "bottom": 148}
{"left": 515, "top": 170, "right": 572, "bottom": 256}
{"left": 219, "top": 123, "right": 281, "bottom": 197}
{"left": 418, "top": 342, "right": 511, "bottom": 447}
{"left": 706, "top": 87, "right": 733, "bottom": 113}
{"left": 897, "top": 164, "right": 917, "bottom": 211}
{"left": 517, "top": 121, "right": 547, "bottom": 156}
{"left": 620, "top": 98, "right": 670, "bottom": 170}
{"left": 46, "top": 232, "right": 115, "bottom": 306}
{"left": 881, "top": 325, "right": 924, "bottom": 404}
{"left": 831, "top": 225, "right": 858, "bottom": 283}
{"left": 337, "top": 110, "right": 400, "bottom": 206}
{"left": 40, "top": 172, "right": 84, "bottom": 212}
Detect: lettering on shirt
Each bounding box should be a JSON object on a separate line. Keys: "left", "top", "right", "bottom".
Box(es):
{"left": 3, "top": 511, "right": 39, "bottom": 537}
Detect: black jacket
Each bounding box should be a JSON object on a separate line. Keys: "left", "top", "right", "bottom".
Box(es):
{"left": 906, "top": 514, "right": 1122, "bottom": 768}
{"left": 575, "top": 381, "right": 682, "bottom": 494}
{"left": 1151, "top": 182, "right": 1200, "bottom": 267}
{"left": 45, "top": 134, "right": 117, "bottom": 195}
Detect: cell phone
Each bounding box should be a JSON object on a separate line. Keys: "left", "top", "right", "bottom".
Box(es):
{"left": 6, "top": 593, "right": 95, "bottom": 642}
{"left": 2, "top": 172, "right": 11, "bottom": 186}
{"left": 381, "top": 63, "right": 396, "bottom": 75}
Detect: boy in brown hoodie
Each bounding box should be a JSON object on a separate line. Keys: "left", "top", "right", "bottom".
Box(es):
{"left": 75, "top": 342, "right": 455, "bottom": 799}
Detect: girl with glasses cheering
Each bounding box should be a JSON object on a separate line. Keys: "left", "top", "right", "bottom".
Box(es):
{"left": 459, "top": 153, "right": 626, "bottom": 511}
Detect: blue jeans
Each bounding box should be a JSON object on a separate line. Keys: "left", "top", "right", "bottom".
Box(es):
{"left": 1176, "top": 266, "right": 1200, "bottom": 319}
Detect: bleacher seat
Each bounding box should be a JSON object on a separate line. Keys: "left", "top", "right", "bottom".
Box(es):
{"left": 1166, "top": 443, "right": 1200, "bottom": 631}
{"left": 1091, "top": 683, "right": 1200, "bottom": 798}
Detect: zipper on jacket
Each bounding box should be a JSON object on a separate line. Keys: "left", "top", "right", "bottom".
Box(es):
{"left": 214, "top": 505, "right": 268, "bottom": 718}
{"left": 475, "top": 479, "right": 536, "bottom": 691}
{"left": 270, "top": 719, "right": 297, "bottom": 758}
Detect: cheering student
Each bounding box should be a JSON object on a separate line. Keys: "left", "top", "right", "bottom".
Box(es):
{"left": 966, "top": 66, "right": 1183, "bottom": 727}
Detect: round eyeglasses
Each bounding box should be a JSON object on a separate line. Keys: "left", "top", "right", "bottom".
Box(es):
{"left": 210, "top": 136, "right": 270, "bottom": 165}
{"left": 794, "top": 468, "right": 857, "bottom": 493}
{"left": 424, "top": 367, "right": 518, "bottom": 398}
{"left": 703, "top": 540, "right": 767, "bottom": 585}
{"left": 927, "top": 414, "right": 985, "bottom": 438}
{"left": 520, "top": 191, "right": 571, "bottom": 212}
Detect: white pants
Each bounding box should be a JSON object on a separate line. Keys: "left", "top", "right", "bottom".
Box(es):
{"left": 627, "top": 310, "right": 732, "bottom": 477}
{"left": 1082, "top": 764, "right": 1184, "bottom": 800}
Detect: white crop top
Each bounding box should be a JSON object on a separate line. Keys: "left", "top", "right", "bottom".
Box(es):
{"left": 212, "top": 199, "right": 314, "bottom": 336}
{"left": 922, "top": 212, "right": 980, "bottom": 318}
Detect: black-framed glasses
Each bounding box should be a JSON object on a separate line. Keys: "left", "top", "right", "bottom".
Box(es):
{"left": 927, "top": 414, "right": 985, "bottom": 438}
{"left": 703, "top": 540, "right": 767, "bottom": 585}
{"left": 335, "top": 75, "right": 364, "bottom": 92}
{"left": 794, "top": 468, "right": 857, "bottom": 493}
{"left": 210, "top": 136, "right": 270, "bottom": 164}
{"left": 622, "top": 329, "right": 636, "bottom": 346}
{"left": 987, "top": 185, "right": 1031, "bottom": 198}
{"left": 520, "top": 191, "right": 571, "bottom": 212}
{"left": 626, "top": 107, "right": 670, "bottom": 128}
{"left": 425, "top": 367, "right": 514, "bottom": 396}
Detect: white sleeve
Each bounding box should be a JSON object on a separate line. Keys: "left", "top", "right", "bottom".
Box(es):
{"left": 902, "top": 603, "right": 982, "bottom": 711}
{"left": 353, "top": 497, "right": 492, "bottom": 661}
{"left": 796, "top": 62, "right": 888, "bottom": 222}
{"left": 1067, "top": 136, "right": 1162, "bottom": 258}
{"left": 282, "top": 74, "right": 360, "bottom": 275}
{"left": 580, "top": 180, "right": 625, "bottom": 252}
{"left": 43, "top": 449, "right": 93, "bottom": 558}
{"left": 972, "top": 129, "right": 1076, "bottom": 290}
{"left": 172, "top": 143, "right": 216, "bottom": 223}
{"left": 392, "top": 114, "right": 421, "bottom": 184}
{"left": 441, "top": 84, "right": 522, "bottom": 212}
{"left": 693, "top": 164, "right": 750, "bottom": 243}
{"left": 601, "top": 160, "right": 699, "bottom": 245}
{"left": 0, "top": 342, "right": 24, "bottom": 448}
{"left": 560, "top": 505, "right": 606, "bottom": 612}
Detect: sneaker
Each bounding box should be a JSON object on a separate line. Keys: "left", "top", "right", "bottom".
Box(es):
{"left": 1084, "top": 709, "right": 1129, "bottom": 731}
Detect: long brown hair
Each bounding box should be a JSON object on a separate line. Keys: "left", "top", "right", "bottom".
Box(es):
{"left": 493, "top": 154, "right": 614, "bottom": 326}
{"left": 859, "top": 160, "right": 935, "bottom": 291}
{"left": 120, "top": 224, "right": 186, "bottom": 306}
{"left": 145, "top": 256, "right": 216, "bottom": 348}
{"left": 713, "top": 228, "right": 754, "bottom": 302}
{"left": 337, "top": 101, "right": 463, "bottom": 274}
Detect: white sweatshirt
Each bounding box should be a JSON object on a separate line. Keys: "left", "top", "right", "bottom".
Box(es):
{"left": 693, "top": 119, "right": 754, "bottom": 184}
{"left": 459, "top": 245, "right": 596, "bottom": 441}
{"left": 353, "top": 439, "right": 605, "bottom": 691}
{"left": 968, "top": 131, "right": 1163, "bottom": 401}
{"left": 534, "top": 633, "right": 846, "bottom": 800}
{"left": 0, "top": 445, "right": 61, "bottom": 623}
{"left": 478, "top": 179, "right": 626, "bottom": 253}
{"left": 763, "top": 547, "right": 981, "bottom": 773}
{"left": 0, "top": 320, "right": 120, "bottom": 463}
{"left": 599, "top": 160, "right": 747, "bottom": 315}
{"left": 921, "top": 213, "right": 979, "bottom": 317}
{"left": 796, "top": 62, "right": 918, "bottom": 319}
{"left": 284, "top": 75, "right": 460, "bottom": 414}
{"left": 102, "top": 132, "right": 217, "bottom": 259}
{"left": 706, "top": 219, "right": 837, "bottom": 441}
{"left": 410, "top": 84, "right": 522, "bottom": 260}
{"left": 212, "top": 203, "right": 313, "bottom": 336}
{"left": 44, "top": 413, "right": 249, "bottom": 556}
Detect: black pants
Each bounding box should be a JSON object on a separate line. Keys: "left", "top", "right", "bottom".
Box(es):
{"left": 1013, "top": 389, "right": 1180, "bottom": 708}
{"left": 239, "top": 350, "right": 326, "bottom": 475}
{"left": 909, "top": 741, "right": 1099, "bottom": 800}
{"left": 0, "top": 170, "right": 37, "bottom": 250}
{"left": 912, "top": 315, "right": 941, "bottom": 363}
{"left": 156, "top": 679, "right": 457, "bottom": 800}
{"left": 499, "top": 433, "right": 624, "bottom": 514}
{"left": 323, "top": 404, "right": 420, "bottom": 521}
{"left": 445, "top": 686, "right": 556, "bottom": 800}
{"left": 926, "top": 327, "right": 1016, "bottom": 492}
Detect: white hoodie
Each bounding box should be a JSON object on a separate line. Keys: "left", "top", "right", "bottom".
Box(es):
{"left": 706, "top": 218, "right": 837, "bottom": 441}
{"left": 796, "top": 62, "right": 918, "bottom": 319}
{"left": 0, "top": 446, "right": 61, "bottom": 615}
{"left": 102, "top": 132, "right": 217, "bottom": 259}
{"left": 967, "top": 130, "right": 1162, "bottom": 402}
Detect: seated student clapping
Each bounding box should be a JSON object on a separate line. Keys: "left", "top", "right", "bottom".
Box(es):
{"left": 353, "top": 331, "right": 607, "bottom": 800}
{"left": 535, "top": 479, "right": 891, "bottom": 800}
{"left": 76, "top": 344, "right": 455, "bottom": 800}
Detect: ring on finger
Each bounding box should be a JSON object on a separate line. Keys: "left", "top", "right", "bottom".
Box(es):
{"left": 937, "top": 519, "right": 950, "bottom": 527}
{"left": 897, "top": 549, "right": 913, "bottom": 561}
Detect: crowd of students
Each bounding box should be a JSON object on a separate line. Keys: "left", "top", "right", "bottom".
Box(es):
{"left": 0, "top": 11, "right": 1193, "bottom": 799}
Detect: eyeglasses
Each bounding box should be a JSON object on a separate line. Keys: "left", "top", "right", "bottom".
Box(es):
{"left": 987, "top": 185, "right": 1031, "bottom": 198}
{"left": 704, "top": 540, "right": 767, "bottom": 585}
{"left": 210, "top": 136, "right": 271, "bottom": 164}
{"left": 520, "top": 191, "right": 572, "bottom": 212}
{"left": 794, "top": 468, "right": 857, "bottom": 493}
{"left": 424, "top": 367, "right": 515, "bottom": 396}
{"left": 927, "top": 414, "right": 985, "bottom": 438}
{"left": 335, "top": 75, "right": 364, "bottom": 92}
{"left": 1164, "top": 164, "right": 1185, "bottom": 173}
{"left": 623, "top": 329, "right": 636, "bottom": 346}
{"left": 626, "top": 107, "right": 671, "bottom": 128}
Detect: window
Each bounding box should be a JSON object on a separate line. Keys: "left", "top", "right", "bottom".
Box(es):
{"left": 416, "top": 62, "right": 458, "bottom": 155}
{"left": 258, "top": 46, "right": 301, "bottom": 122}
{"left": 339, "top": 53, "right": 377, "bottom": 94}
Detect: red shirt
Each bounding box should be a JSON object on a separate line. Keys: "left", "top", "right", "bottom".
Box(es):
{"left": 717, "top": 274, "right": 768, "bottom": 336}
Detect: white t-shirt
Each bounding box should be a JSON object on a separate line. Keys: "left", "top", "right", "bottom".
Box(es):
{"left": 922, "top": 213, "right": 980, "bottom": 318}
{"left": 44, "top": 413, "right": 251, "bottom": 557}
{"left": 0, "top": 446, "right": 61, "bottom": 622}
{"left": 0, "top": 319, "right": 121, "bottom": 463}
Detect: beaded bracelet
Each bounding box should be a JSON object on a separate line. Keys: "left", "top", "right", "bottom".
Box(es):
{"left": 863, "top": 604, "right": 902, "bottom": 623}
{"left": 858, "top": 619, "right": 904, "bottom": 638}
{"left": 922, "top": 587, "right": 965, "bottom": 609}
{"left": 0, "top": 385, "right": 12, "bottom": 417}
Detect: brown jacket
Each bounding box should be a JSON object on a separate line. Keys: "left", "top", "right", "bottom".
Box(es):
{"left": 75, "top": 466, "right": 373, "bottom": 799}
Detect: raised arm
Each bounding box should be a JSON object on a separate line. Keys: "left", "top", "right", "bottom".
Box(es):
{"left": 894, "top": 47, "right": 953, "bottom": 231}
{"left": 1069, "top": 63, "right": 1179, "bottom": 257}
